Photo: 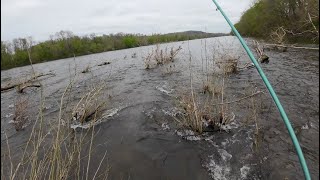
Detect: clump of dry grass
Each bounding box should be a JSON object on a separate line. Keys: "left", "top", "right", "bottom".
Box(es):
{"left": 177, "top": 89, "right": 234, "bottom": 133}
{"left": 178, "top": 93, "right": 204, "bottom": 133}
{"left": 144, "top": 45, "right": 182, "bottom": 69}
{"left": 12, "top": 97, "right": 29, "bottom": 131}
{"left": 215, "top": 57, "right": 238, "bottom": 75}
{"left": 2, "top": 82, "right": 110, "bottom": 179}
{"left": 161, "top": 64, "right": 178, "bottom": 75}
{"left": 202, "top": 79, "right": 223, "bottom": 95}
{"left": 72, "top": 86, "right": 105, "bottom": 124}
{"left": 172, "top": 39, "right": 265, "bottom": 140}
{"left": 144, "top": 51, "right": 154, "bottom": 69}
{"left": 174, "top": 42, "right": 240, "bottom": 134}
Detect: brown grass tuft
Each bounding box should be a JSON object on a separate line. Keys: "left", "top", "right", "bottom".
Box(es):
{"left": 12, "top": 97, "right": 29, "bottom": 131}
{"left": 72, "top": 86, "right": 104, "bottom": 124}
{"left": 144, "top": 45, "right": 182, "bottom": 69}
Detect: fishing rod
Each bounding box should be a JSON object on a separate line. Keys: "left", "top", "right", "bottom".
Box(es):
{"left": 209, "top": 0, "right": 311, "bottom": 179}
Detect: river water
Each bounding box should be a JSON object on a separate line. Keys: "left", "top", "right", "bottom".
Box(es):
{"left": 1, "top": 36, "right": 319, "bottom": 179}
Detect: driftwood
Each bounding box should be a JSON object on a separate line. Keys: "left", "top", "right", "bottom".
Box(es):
{"left": 97, "top": 62, "right": 111, "bottom": 66}
{"left": 31, "top": 72, "right": 55, "bottom": 80}
{"left": 265, "top": 43, "right": 319, "bottom": 50}
{"left": 16, "top": 83, "right": 41, "bottom": 93}
{"left": 254, "top": 40, "right": 269, "bottom": 63}
{"left": 1, "top": 84, "right": 16, "bottom": 91}
{"left": 238, "top": 62, "right": 255, "bottom": 70}
{"left": 1, "top": 72, "right": 55, "bottom": 92}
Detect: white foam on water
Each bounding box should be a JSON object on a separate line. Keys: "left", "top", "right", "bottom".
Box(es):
{"left": 144, "top": 107, "right": 156, "bottom": 119}
{"left": 204, "top": 155, "right": 231, "bottom": 180}
{"left": 44, "top": 105, "right": 52, "bottom": 110}
{"left": 161, "top": 123, "right": 170, "bottom": 131}
{"left": 310, "top": 122, "right": 315, "bottom": 128}
{"left": 5, "top": 113, "right": 13, "bottom": 118}
{"left": 301, "top": 122, "right": 309, "bottom": 130}
{"left": 162, "top": 107, "right": 183, "bottom": 117}
{"left": 175, "top": 129, "right": 201, "bottom": 141}
{"left": 70, "top": 107, "right": 120, "bottom": 130}
{"left": 156, "top": 83, "right": 173, "bottom": 95}
{"left": 8, "top": 104, "right": 14, "bottom": 108}
{"left": 220, "top": 121, "right": 239, "bottom": 132}
{"left": 240, "top": 165, "right": 250, "bottom": 179}
{"left": 218, "top": 149, "right": 232, "bottom": 161}
{"left": 186, "top": 135, "right": 201, "bottom": 141}
{"left": 221, "top": 138, "right": 230, "bottom": 147}
{"left": 102, "top": 108, "right": 119, "bottom": 118}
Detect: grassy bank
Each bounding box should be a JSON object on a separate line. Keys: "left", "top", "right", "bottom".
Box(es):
{"left": 1, "top": 31, "right": 228, "bottom": 70}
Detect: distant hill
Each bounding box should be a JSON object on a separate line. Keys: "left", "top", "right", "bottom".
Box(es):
{"left": 165, "top": 30, "right": 229, "bottom": 37}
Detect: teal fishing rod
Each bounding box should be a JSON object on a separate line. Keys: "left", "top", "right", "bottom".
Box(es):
{"left": 209, "top": 0, "right": 311, "bottom": 179}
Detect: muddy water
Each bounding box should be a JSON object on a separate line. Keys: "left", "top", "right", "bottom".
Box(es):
{"left": 1, "top": 36, "right": 319, "bottom": 179}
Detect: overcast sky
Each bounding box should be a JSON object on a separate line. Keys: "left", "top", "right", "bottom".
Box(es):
{"left": 1, "top": 0, "right": 254, "bottom": 42}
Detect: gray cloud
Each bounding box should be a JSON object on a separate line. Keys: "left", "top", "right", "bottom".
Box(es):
{"left": 1, "top": 0, "right": 253, "bottom": 42}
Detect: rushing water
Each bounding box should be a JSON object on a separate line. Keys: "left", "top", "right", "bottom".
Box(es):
{"left": 1, "top": 36, "right": 319, "bottom": 179}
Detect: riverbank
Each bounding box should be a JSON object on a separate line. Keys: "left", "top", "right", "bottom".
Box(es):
{"left": 1, "top": 31, "right": 228, "bottom": 70}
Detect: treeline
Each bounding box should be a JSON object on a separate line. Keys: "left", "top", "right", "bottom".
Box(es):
{"left": 1, "top": 31, "right": 225, "bottom": 70}
{"left": 235, "top": 0, "right": 319, "bottom": 44}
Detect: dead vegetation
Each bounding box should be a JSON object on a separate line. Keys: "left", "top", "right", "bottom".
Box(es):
{"left": 216, "top": 58, "right": 238, "bottom": 74}
{"left": 72, "top": 86, "right": 105, "bottom": 124}
{"left": 265, "top": 43, "right": 319, "bottom": 51}
{"left": 1, "top": 72, "right": 55, "bottom": 92}
{"left": 268, "top": 26, "right": 319, "bottom": 51}
{"left": 270, "top": 27, "right": 287, "bottom": 45}
{"left": 2, "top": 52, "right": 110, "bottom": 179}
{"left": 11, "top": 97, "right": 29, "bottom": 131}
{"left": 2, "top": 81, "right": 110, "bottom": 179}
{"left": 202, "top": 78, "right": 223, "bottom": 95}
{"left": 173, "top": 39, "right": 264, "bottom": 135}
{"left": 253, "top": 40, "right": 269, "bottom": 63}
{"left": 161, "top": 64, "right": 179, "bottom": 75}
{"left": 174, "top": 45, "right": 236, "bottom": 133}
{"left": 177, "top": 94, "right": 203, "bottom": 133}
{"left": 144, "top": 45, "right": 182, "bottom": 69}
{"left": 177, "top": 84, "right": 236, "bottom": 133}
{"left": 177, "top": 80, "right": 263, "bottom": 134}
{"left": 16, "top": 82, "right": 41, "bottom": 93}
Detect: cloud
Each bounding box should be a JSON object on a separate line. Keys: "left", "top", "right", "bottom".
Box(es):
{"left": 1, "top": 0, "right": 253, "bottom": 42}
